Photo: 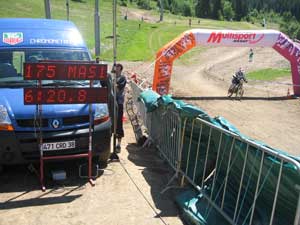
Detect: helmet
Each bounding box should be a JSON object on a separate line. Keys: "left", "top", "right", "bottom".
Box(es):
{"left": 238, "top": 67, "right": 245, "bottom": 73}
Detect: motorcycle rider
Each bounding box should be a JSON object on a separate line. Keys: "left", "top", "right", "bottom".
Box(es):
{"left": 232, "top": 67, "right": 247, "bottom": 86}
{"left": 228, "top": 68, "right": 248, "bottom": 97}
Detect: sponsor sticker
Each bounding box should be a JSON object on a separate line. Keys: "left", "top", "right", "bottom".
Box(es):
{"left": 30, "top": 38, "right": 75, "bottom": 45}
{"left": 3, "top": 32, "right": 23, "bottom": 45}
{"left": 207, "top": 32, "right": 264, "bottom": 44}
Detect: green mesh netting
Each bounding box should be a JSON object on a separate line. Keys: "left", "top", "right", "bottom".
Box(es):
{"left": 139, "top": 90, "right": 300, "bottom": 225}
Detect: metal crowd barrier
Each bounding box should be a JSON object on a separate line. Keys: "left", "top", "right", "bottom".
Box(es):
{"left": 129, "top": 81, "right": 300, "bottom": 225}
{"left": 129, "top": 81, "right": 152, "bottom": 138}
{"left": 129, "top": 81, "right": 147, "bottom": 126}
{"left": 149, "top": 106, "right": 182, "bottom": 173}
{"left": 179, "top": 117, "right": 300, "bottom": 225}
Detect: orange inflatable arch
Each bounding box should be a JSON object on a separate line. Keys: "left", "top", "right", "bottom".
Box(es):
{"left": 152, "top": 29, "right": 300, "bottom": 96}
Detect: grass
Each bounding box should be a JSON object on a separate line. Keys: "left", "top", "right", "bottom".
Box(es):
{"left": 0, "top": 0, "right": 262, "bottom": 62}
{"left": 247, "top": 68, "right": 291, "bottom": 80}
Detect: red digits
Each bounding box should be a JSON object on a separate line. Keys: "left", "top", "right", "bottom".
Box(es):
{"left": 47, "top": 89, "right": 55, "bottom": 103}
{"left": 25, "top": 64, "right": 32, "bottom": 79}
{"left": 99, "top": 66, "right": 106, "bottom": 79}
{"left": 47, "top": 65, "right": 56, "bottom": 79}
{"left": 67, "top": 65, "right": 77, "bottom": 79}
{"left": 57, "top": 89, "right": 66, "bottom": 103}
{"left": 36, "top": 64, "right": 45, "bottom": 79}
{"left": 78, "top": 66, "right": 87, "bottom": 79}
{"left": 88, "top": 65, "right": 96, "bottom": 79}
{"left": 24, "top": 89, "right": 34, "bottom": 103}
{"left": 78, "top": 89, "right": 87, "bottom": 102}
{"left": 37, "top": 90, "right": 43, "bottom": 103}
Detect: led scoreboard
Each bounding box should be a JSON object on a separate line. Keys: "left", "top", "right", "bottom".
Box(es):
{"left": 24, "top": 88, "right": 108, "bottom": 104}
{"left": 24, "top": 62, "right": 107, "bottom": 80}
{"left": 23, "top": 62, "right": 108, "bottom": 104}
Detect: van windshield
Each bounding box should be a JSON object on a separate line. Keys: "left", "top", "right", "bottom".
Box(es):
{"left": 0, "top": 49, "right": 90, "bottom": 87}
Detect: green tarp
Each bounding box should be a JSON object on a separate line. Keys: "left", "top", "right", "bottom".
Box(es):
{"left": 138, "top": 90, "right": 300, "bottom": 225}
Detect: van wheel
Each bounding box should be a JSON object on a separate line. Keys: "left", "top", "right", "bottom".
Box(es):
{"left": 98, "top": 160, "right": 108, "bottom": 169}
{"left": 93, "top": 149, "right": 110, "bottom": 169}
{"left": 93, "top": 156, "right": 108, "bottom": 169}
{"left": 91, "top": 141, "right": 111, "bottom": 169}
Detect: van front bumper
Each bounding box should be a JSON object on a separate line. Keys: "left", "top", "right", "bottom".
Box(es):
{"left": 0, "top": 120, "right": 111, "bottom": 165}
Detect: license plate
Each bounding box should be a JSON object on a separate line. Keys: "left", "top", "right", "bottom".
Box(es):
{"left": 40, "top": 140, "right": 76, "bottom": 151}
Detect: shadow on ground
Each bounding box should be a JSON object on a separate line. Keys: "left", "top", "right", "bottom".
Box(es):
{"left": 173, "top": 95, "right": 297, "bottom": 101}
{"left": 0, "top": 193, "right": 82, "bottom": 210}
{"left": 126, "top": 143, "right": 185, "bottom": 218}
{"left": 0, "top": 160, "right": 104, "bottom": 209}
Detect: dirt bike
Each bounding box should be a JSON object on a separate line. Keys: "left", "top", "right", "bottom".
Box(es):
{"left": 227, "top": 78, "right": 247, "bottom": 99}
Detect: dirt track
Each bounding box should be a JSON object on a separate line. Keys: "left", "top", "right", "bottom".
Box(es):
{"left": 171, "top": 47, "right": 300, "bottom": 156}
{"left": 126, "top": 46, "right": 300, "bottom": 156}
{"left": 121, "top": 7, "right": 299, "bottom": 156}
{"left": 0, "top": 122, "right": 184, "bottom": 225}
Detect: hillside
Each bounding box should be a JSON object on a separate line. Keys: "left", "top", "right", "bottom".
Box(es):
{"left": 0, "top": 0, "right": 261, "bottom": 61}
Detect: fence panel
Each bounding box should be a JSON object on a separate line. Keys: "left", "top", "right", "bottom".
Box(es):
{"left": 177, "top": 116, "right": 300, "bottom": 225}
{"left": 129, "top": 83, "right": 300, "bottom": 225}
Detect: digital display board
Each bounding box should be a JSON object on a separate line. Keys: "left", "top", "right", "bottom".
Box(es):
{"left": 24, "top": 88, "right": 108, "bottom": 104}
{"left": 23, "top": 62, "right": 107, "bottom": 80}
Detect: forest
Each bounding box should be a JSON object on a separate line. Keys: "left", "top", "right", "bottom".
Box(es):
{"left": 123, "top": 0, "right": 300, "bottom": 39}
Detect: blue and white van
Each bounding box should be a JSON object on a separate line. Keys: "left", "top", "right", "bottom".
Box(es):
{"left": 0, "top": 18, "right": 111, "bottom": 167}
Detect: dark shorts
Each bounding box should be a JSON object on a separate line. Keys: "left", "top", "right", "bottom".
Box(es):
{"left": 116, "top": 104, "right": 124, "bottom": 138}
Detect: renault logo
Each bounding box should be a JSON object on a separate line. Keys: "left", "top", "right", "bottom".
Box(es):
{"left": 52, "top": 119, "right": 60, "bottom": 129}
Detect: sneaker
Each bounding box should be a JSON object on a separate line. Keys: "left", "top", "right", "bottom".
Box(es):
{"left": 115, "top": 145, "right": 121, "bottom": 153}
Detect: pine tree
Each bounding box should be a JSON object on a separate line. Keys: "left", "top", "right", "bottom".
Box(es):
{"left": 223, "top": 0, "right": 234, "bottom": 20}
{"left": 232, "top": 0, "right": 248, "bottom": 20}
{"left": 212, "top": 0, "right": 223, "bottom": 19}
{"left": 195, "top": 0, "right": 211, "bottom": 18}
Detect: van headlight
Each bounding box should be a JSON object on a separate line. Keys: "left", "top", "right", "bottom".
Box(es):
{"left": 0, "top": 105, "right": 13, "bottom": 131}
{"left": 94, "top": 104, "right": 109, "bottom": 125}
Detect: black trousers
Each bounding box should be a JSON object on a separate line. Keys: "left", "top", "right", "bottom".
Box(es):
{"left": 116, "top": 104, "right": 124, "bottom": 138}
